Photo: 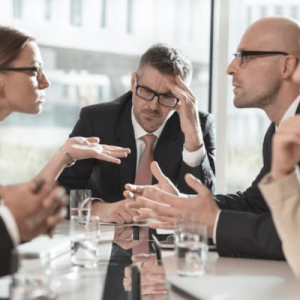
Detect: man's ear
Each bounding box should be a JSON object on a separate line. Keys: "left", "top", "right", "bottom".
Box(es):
{"left": 130, "top": 72, "right": 136, "bottom": 92}
{"left": 282, "top": 55, "right": 298, "bottom": 79}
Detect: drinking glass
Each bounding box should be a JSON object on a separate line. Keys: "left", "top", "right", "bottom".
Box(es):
{"left": 69, "top": 215, "right": 101, "bottom": 268}
{"left": 174, "top": 215, "right": 208, "bottom": 276}
{"left": 70, "top": 189, "right": 92, "bottom": 218}
{"left": 10, "top": 252, "right": 56, "bottom": 300}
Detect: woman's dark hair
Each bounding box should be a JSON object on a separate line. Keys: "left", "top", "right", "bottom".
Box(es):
{"left": 0, "top": 26, "right": 35, "bottom": 67}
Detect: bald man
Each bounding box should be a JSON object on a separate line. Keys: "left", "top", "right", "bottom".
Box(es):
{"left": 126, "top": 16, "right": 300, "bottom": 260}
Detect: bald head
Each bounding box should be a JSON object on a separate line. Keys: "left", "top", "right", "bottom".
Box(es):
{"left": 239, "top": 17, "right": 300, "bottom": 57}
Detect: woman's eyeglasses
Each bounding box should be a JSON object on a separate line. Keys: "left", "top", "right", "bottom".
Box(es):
{"left": 0, "top": 66, "right": 43, "bottom": 80}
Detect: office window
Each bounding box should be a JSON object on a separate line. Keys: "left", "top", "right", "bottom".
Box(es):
{"left": 13, "top": 0, "right": 22, "bottom": 19}
{"left": 189, "top": 0, "right": 195, "bottom": 41}
{"left": 260, "top": 6, "right": 267, "bottom": 18}
{"left": 101, "top": 0, "right": 107, "bottom": 28}
{"left": 0, "top": 0, "right": 211, "bottom": 185}
{"left": 291, "top": 6, "right": 299, "bottom": 20}
{"left": 45, "top": 0, "right": 52, "bottom": 21}
{"left": 70, "top": 0, "right": 82, "bottom": 26}
{"left": 246, "top": 6, "right": 252, "bottom": 26}
{"left": 275, "top": 6, "right": 283, "bottom": 15}
{"left": 126, "top": 0, "right": 133, "bottom": 33}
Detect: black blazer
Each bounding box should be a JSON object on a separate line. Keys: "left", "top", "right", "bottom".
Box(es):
{"left": 215, "top": 103, "right": 300, "bottom": 260}
{"left": 58, "top": 91, "right": 216, "bottom": 201}
{"left": 0, "top": 218, "right": 14, "bottom": 277}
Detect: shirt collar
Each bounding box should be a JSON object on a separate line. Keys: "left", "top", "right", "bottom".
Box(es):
{"left": 281, "top": 94, "right": 300, "bottom": 123}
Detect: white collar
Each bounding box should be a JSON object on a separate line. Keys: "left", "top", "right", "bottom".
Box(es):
{"left": 281, "top": 94, "right": 300, "bottom": 123}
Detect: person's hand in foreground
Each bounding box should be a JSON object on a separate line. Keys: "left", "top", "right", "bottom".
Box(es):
{"left": 38, "top": 136, "right": 131, "bottom": 183}
{"left": 63, "top": 137, "right": 131, "bottom": 165}
{"left": 126, "top": 173, "right": 220, "bottom": 238}
{"left": 124, "top": 161, "right": 182, "bottom": 222}
{"left": 0, "top": 178, "right": 68, "bottom": 241}
{"left": 271, "top": 115, "right": 300, "bottom": 181}
{"left": 92, "top": 198, "right": 138, "bottom": 224}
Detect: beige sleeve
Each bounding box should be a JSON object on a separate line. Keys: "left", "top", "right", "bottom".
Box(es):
{"left": 259, "top": 171, "right": 300, "bottom": 282}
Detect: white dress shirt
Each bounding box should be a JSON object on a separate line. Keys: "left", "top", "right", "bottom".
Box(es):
{"left": 131, "top": 108, "right": 206, "bottom": 170}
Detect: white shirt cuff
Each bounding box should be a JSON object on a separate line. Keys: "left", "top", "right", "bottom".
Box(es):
{"left": 213, "top": 210, "right": 221, "bottom": 245}
{"left": 182, "top": 144, "right": 206, "bottom": 167}
{"left": 0, "top": 205, "right": 20, "bottom": 246}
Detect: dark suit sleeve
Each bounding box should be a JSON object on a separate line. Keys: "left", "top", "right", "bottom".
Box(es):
{"left": 0, "top": 218, "right": 14, "bottom": 277}
{"left": 214, "top": 123, "right": 284, "bottom": 260}
{"left": 216, "top": 211, "right": 284, "bottom": 260}
{"left": 215, "top": 164, "right": 270, "bottom": 213}
{"left": 58, "top": 107, "right": 97, "bottom": 194}
{"left": 178, "top": 112, "right": 216, "bottom": 194}
{"left": 215, "top": 176, "right": 285, "bottom": 260}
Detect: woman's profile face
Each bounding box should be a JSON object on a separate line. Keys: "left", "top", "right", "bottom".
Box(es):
{"left": 0, "top": 41, "right": 50, "bottom": 115}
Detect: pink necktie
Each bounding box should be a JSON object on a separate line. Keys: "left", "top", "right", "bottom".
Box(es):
{"left": 134, "top": 134, "right": 156, "bottom": 185}
{"left": 132, "top": 134, "right": 156, "bottom": 255}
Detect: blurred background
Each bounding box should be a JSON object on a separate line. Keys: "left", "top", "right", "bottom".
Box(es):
{"left": 0, "top": 0, "right": 299, "bottom": 194}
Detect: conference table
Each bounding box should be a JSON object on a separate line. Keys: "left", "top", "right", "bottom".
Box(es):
{"left": 1, "top": 220, "right": 299, "bottom": 299}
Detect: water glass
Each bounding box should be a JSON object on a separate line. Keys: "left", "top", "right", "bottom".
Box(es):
{"left": 10, "top": 252, "right": 55, "bottom": 300}
{"left": 175, "top": 216, "right": 208, "bottom": 276}
{"left": 70, "top": 189, "right": 92, "bottom": 218}
{"left": 69, "top": 215, "right": 101, "bottom": 268}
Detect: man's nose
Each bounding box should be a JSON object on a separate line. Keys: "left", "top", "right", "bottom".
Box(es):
{"left": 148, "top": 96, "right": 160, "bottom": 109}
{"left": 226, "top": 58, "right": 238, "bottom": 75}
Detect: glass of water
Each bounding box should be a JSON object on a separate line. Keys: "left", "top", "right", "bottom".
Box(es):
{"left": 70, "top": 189, "right": 92, "bottom": 218}
{"left": 11, "top": 252, "right": 56, "bottom": 300}
{"left": 69, "top": 215, "right": 101, "bottom": 269}
{"left": 175, "top": 215, "right": 208, "bottom": 276}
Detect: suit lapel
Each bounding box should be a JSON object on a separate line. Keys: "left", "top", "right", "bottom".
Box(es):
{"left": 115, "top": 97, "right": 137, "bottom": 190}
{"left": 264, "top": 101, "right": 300, "bottom": 170}
{"left": 262, "top": 123, "right": 275, "bottom": 172}
{"left": 296, "top": 102, "right": 300, "bottom": 115}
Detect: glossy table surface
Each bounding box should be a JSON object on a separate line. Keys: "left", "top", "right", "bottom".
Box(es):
{"left": 1, "top": 220, "right": 299, "bottom": 300}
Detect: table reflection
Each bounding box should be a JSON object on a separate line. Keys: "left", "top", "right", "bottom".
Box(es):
{"left": 101, "top": 226, "right": 170, "bottom": 300}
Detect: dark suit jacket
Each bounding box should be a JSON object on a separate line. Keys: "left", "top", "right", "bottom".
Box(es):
{"left": 215, "top": 103, "right": 300, "bottom": 260}
{"left": 58, "top": 91, "right": 216, "bottom": 201}
{"left": 0, "top": 218, "right": 14, "bottom": 277}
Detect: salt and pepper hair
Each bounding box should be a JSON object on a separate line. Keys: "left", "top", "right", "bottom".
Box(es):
{"left": 136, "top": 43, "right": 193, "bottom": 83}
{"left": 0, "top": 26, "right": 35, "bottom": 67}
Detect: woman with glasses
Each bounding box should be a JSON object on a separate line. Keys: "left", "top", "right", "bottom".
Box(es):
{"left": 0, "top": 26, "right": 130, "bottom": 173}
{"left": 0, "top": 25, "right": 129, "bottom": 277}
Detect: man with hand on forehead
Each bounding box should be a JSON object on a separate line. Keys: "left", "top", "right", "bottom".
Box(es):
{"left": 125, "top": 17, "right": 300, "bottom": 260}
{"left": 58, "top": 43, "right": 216, "bottom": 224}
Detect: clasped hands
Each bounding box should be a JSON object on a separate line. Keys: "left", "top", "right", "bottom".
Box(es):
{"left": 0, "top": 178, "right": 68, "bottom": 241}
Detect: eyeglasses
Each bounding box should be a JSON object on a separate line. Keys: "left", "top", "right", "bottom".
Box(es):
{"left": 233, "top": 51, "right": 289, "bottom": 66}
{"left": 135, "top": 78, "right": 179, "bottom": 108}
{"left": 0, "top": 66, "right": 43, "bottom": 80}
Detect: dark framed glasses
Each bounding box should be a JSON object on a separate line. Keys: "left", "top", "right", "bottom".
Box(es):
{"left": 0, "top": 66, "right": 43, "bottom": 80}
{"left": 135, "top": 78, "right": 179, "bottom": 108}
{"left": 233, "top": 51, "right": 289, "bottom": 66}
